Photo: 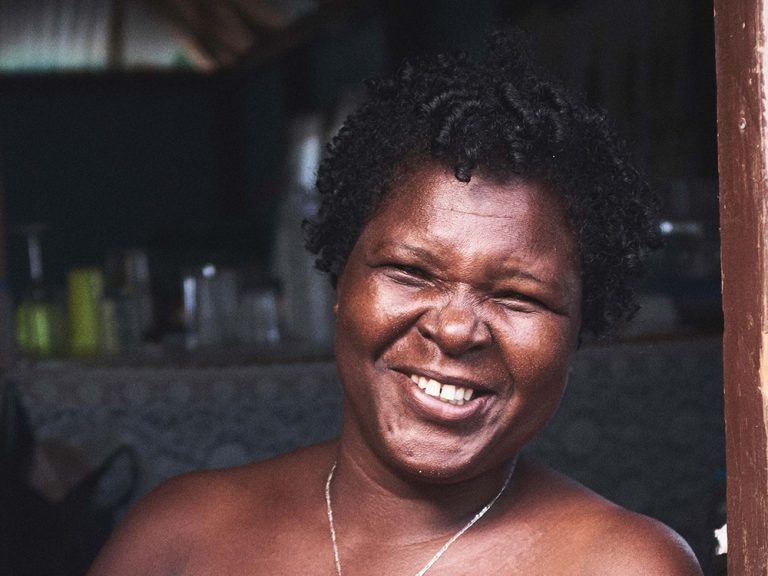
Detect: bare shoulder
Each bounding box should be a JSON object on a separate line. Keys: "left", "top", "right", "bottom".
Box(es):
{"left": 86, "top": 467, "right": 231, "bottom": 575}
{"left": 582, "top": 506, "right": 704, "bottom": 576}
{"left": 87, "top": 441, "right": 336, "bottom": 576}
{"left": 505, "top": 460, "right": 702, "bottom": 576}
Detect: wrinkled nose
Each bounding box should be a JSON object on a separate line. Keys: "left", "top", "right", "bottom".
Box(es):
{"left": 417, "top": 299, "right": 492, "bottom": 356}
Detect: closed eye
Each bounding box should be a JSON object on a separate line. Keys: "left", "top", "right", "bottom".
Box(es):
{"left": 383, "top": 263, "right": 432, "bottom": 286}
{"left": 493, "top": 291, "right": 545, "bottom": 312}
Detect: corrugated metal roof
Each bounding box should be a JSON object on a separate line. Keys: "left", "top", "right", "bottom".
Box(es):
{"left": 0, "top": 0, "right": 349, "bottom": 73}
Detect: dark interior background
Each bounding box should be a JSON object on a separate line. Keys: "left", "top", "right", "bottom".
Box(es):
{"left": 0, "top": 1, "right": 724, "bottom": 574}
{"left": 0, "top": 0, "right": 720, "bottom": 336}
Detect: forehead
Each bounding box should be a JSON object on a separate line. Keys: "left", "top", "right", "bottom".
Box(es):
{"left": 370, "top": 165, "right": 576, "bottom": 251}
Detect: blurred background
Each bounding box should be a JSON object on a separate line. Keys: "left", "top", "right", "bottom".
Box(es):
{"left": 0, "top": 1, "right": 724, "bottom": 574}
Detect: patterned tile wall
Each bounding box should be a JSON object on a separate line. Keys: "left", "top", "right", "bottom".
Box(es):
{"left": 11, "top": 336, "right": 723, "bottom": 564}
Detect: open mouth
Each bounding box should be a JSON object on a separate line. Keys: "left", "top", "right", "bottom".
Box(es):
{"left": 409, "top": 374, "right": 482, "bottom": 406}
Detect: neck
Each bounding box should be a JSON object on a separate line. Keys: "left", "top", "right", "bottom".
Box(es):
{"left": 330, "top": 434, "right": 519, "bottom": 543}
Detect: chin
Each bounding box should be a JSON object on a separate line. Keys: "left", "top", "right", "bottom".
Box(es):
{"left": 373, "top": 427, "right": 521, "bottom": 483}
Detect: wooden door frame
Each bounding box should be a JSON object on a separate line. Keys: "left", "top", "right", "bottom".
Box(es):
{"left": 715, "top": 0, "right": 768, "bottom": 572}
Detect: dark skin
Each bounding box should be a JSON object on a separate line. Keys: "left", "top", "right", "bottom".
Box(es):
{"left": 88, "top": 164, "right": 702, "bottom": 575}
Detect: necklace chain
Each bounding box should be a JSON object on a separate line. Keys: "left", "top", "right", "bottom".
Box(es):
{"left": 324, "top": 458, "right": 517, "bottom": 576}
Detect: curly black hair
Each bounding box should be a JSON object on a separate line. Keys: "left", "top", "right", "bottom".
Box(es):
{"left": 304, "top": 29, "right": 660, "bottom": 336}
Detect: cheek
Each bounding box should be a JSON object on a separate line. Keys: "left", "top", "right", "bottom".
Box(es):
{"left": 498, "top": 315, "right": 575, "bottom": 389}
{"left": 337, "top": 276, "right": 422, "bottom": 354}
{"left": 497, "top": 319, "right": 574, "bottom": 444}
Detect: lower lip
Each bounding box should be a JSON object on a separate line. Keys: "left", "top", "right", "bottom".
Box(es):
{"left": 401, "top": 374, "right": 493, "bottom": 423}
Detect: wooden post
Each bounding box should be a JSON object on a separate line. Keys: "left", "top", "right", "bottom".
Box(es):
{"left": 714, "top": 0, "right": 768, "bottom": 573}
{"left": 107, "top": 0, "right": 125, "bottom": 70}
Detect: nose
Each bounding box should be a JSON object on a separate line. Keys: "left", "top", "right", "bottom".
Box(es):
{"left": 417, "top": 297, "right": 492, "bottom": 356}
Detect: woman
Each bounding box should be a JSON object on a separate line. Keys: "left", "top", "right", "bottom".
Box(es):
{"left": 89, "top": 31, "right": 702, "bottom": 575}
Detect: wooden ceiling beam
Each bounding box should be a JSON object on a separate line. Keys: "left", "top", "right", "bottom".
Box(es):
{"left": 224, "top": 0, "right": 294, "bottom": 32}
{"left": 143, "top": 0, "right": 231, "bottom": 68}
{"left": 107, "top": 0, "right": 125, "bottom": 69}
{"left": 138, "top": 0, "right": 361, "bottom": 71}
{"left": 220, "top": 0, "right": 283, "bottom": 56}
{"left": 230, "top": 0, "right": 360, "bottom": 69}
{"left": 206, "top": 1, "right": 256, "bottom": 55}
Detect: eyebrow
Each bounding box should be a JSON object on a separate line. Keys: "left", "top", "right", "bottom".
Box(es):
{"left": 372, "top": 241, "right": 440, "bottom": 264}
{"left": 494, "top": 265, "right": 550, "bottom": 287}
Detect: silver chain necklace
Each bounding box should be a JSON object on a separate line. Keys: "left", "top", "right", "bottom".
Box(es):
{"left": 324, "top": 458, "right": 517, "bottom": 576}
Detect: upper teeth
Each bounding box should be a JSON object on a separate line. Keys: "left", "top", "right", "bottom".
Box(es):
{"left": 410, "top": 375, "right": 475, "bottom": 405}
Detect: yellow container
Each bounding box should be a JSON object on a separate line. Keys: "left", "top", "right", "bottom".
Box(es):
{"left": 67, "top": 267, "right": 104, "bottom": 357}
{"left": 16, "top": 301, "right": 50, "bottom": 356}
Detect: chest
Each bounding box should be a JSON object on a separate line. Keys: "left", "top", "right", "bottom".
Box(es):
{"left": 173, "top": 508, "right": 591, "bottom": 576}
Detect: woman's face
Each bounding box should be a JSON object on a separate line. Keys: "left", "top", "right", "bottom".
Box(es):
{"left": 334, "top": 165, "right": 582, "bottom": 481}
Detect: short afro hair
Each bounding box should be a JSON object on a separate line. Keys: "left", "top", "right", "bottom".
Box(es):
{"left": 304, "top": 29, "right": 660, "bottom": 337}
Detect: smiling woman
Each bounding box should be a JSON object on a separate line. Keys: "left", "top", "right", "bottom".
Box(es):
{"left": 87, "top": 29, "right": 702, "bottom": 576}
{"left": 333, "top": 171, "right": 581, "bottom": 484}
